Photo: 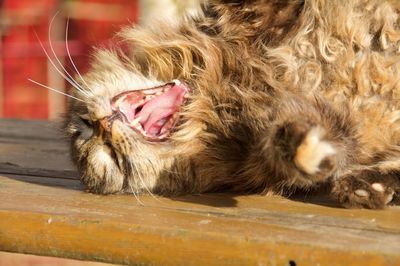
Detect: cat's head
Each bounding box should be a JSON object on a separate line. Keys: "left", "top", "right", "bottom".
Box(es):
{"left": 64, "top": 49, "right": 195, "bottom": 195}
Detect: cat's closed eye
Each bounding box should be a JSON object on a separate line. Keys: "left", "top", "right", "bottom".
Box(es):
{"left": 79, "top": 114, "right": 93, "bottom": 127}
{"left": 77, "top": 114, "right": 94, "bottom": 139}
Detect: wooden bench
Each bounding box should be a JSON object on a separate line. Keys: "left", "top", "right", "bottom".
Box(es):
{"left": 0, "top": 118, "right": 399, "bottom": 265}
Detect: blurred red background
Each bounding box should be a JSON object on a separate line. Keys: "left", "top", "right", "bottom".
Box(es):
{"left": 0, "top": 0, "right": 138, "bottom": 120}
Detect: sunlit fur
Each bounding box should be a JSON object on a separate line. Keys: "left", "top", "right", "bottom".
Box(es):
{"left": 65, "top": 0, "right": 400, "bottom": 208}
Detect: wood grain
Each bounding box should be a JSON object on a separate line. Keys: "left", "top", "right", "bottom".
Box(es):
{"left": 1, "top": 173, "right": 400, "bottom": 265}
{"left": 0, "top": 119, "right": 77, "bottom": 179}
{"left": 0, "top": 119, "right": 399, "bottom": 265}
{"left": 0, "top": 118, "right": 62, "bottom": 141}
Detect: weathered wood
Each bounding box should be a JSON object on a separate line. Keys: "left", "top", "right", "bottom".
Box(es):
{"left": 0, "top": 173, "right": 399, "bottom": 265}
{"left": 0, "top": 118, "right": 399, "bottom": 265}
{"left": 0, "top": 119, "right": 78, "bottom": 179}
{"left": 0, "top": 141, "right": 77, "bottom": 179}
{"left": 0, "top": 118, "right": 63, "bottom": 141}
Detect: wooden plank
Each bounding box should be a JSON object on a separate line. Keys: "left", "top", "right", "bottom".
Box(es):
{"left": 0, "top": 118, "right": 62, "bottom": 141}
{"left": 0, "top": 138, "right": 77, "bottom": 179}
{"left": 0, "top": 173, "right": 399, "bottom": 265}
{"left": 0, "top": 119, "right": 78, "bottom": 179}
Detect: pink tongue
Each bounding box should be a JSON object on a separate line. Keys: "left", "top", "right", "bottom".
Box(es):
{"left": 147, "top": 117, "right": 170, "bottom": 136}
{"left": 136, "top": 85, "right": 186, "bottom": 134}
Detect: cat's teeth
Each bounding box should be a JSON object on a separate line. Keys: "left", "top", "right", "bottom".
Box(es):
{"left": 145, "top": 95, "right": 155, "bottom": 101}
{"left": 131, "top": 117, "right": 141, "bottom": 126}
{"left": 138, "top": 100, "right": 145, "bottom": 105}
{"left": 114, "top": 96, "right": 126, "bottom": 107}
{"left": 155, "top": 91, "right": 163, "bottom": 96}
{"left": 143, "top": 89, "right": 157, "bottom": 95}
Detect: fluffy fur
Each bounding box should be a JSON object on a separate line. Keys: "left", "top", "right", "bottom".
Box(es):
{"left": 65, "top": 0, "right": 400, "bottom": 209}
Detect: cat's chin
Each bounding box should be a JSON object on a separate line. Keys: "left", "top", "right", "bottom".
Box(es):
{"left": 100, "top": 80, "right": 190, "bottom": 141}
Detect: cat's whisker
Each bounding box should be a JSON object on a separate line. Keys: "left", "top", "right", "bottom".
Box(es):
{"left": 34, "top": 31, "right": 90, "bottom": 99}
{"left": 130, "top": 161, "right": 162, "bottom": 203}
{"left": 46, "top": 12, "right": 92, "bottom": 98}
{"left": 129, "top": 182, "right": 145, "bottom": 206}
{"left": 28, "top": 78, "right": 84, "bottom": 102}
{"left": 65, "top": 18, "right": 94, "bottom": 94}
{"left": 138, "top": 174, "right": 162, "bottom": 203}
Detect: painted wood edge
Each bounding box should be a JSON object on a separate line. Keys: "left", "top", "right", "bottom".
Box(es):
{"left": 0, "top": 251, "right": 114, "bottom": 266}
{"left": 0, "top": 210, "right": 398, "bottom": 266}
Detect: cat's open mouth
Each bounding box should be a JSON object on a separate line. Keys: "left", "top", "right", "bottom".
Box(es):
{"left": 108, "top": 80, "right": 189, "bottom": 141}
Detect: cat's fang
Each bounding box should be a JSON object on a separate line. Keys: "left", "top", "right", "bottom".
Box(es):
{"left": 131, "top": 117, "right": 141, "bottom": 126}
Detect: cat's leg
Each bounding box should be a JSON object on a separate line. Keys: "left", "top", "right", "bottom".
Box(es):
{"left": 262, "top": 96, "right": 400, "bottom": 208}
{"left": 258, "top": 95, "right": 357, "bottom": 190}
{"left": 260, "top": 93, "right": 400, "bottom": 208}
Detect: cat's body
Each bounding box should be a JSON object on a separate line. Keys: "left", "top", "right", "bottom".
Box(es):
{"left": 66, "top": 0, "right": 400, "bottom": 208}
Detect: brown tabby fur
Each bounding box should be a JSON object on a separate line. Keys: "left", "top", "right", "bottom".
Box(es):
{"left": 65, "top": 0, "right": 400, "bottom": 209}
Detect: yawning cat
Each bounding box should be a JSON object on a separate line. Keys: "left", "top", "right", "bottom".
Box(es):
{"left": 64, "top": 0, "right": 400, "bottom": 209}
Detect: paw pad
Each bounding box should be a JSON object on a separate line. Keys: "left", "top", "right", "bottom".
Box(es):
{"left": 371, "top": 183, "right": 384, "bottom": 192}
{"left": 333, "top": 175, "right": 396, "bottom": 209}
{"left": 354, "top": 189, "right": 369, "bottom": 197}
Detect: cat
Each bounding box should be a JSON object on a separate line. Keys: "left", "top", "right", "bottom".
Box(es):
{"left": 64, "top": 0, "right": 400, "bottom": 209}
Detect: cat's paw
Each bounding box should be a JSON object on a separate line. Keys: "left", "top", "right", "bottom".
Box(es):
{"left": 294, "top": 126, "right": 336, "bottom": 176}
{"left": 273, "top": 121, "right": 338, "bottom": 184}
{"left": 332, "top": 171, "right": 396, "bottom": 209}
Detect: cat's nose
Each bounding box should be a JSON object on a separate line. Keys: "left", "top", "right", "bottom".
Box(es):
{"left": 99, "top": 118, "right": 111, "bottom": 132}
{"left": 99, "top": 111, "right": 123, "bottom": 132}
